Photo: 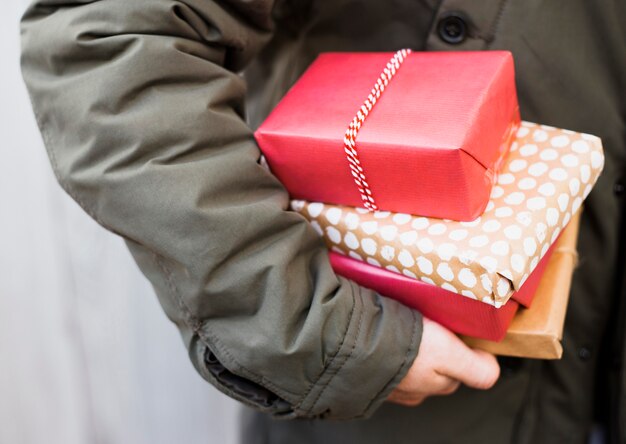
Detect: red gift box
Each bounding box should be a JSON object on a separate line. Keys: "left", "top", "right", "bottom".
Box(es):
{"left": 256, "top": 50, "right": 520, "bottom": 221}
{"left": 330, "top": 234, "right": 557, "bottom": 341}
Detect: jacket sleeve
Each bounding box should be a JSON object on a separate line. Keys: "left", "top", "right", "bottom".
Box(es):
{"left": 20, "top": 0, "right": 422, "bottom": 420}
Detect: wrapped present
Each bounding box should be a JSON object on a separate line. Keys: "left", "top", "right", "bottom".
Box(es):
{"left": 462, "top": 211, "right": 580, "bottom": 358}
{"left": 329, "top": 236, "right": 557, "bottom": 341}
{"left": 256, "top": 50, "right": 520, "bottom": 220}
{"left": 292, "top": 123, "right": 603, "bottom": 339}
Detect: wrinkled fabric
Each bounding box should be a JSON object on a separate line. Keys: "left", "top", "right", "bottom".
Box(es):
{"left": 243, "top": 1, "right": 626, "bottom": 443}
{"left": 20, "top": 0, "right": 422, "bottom": 421}
{"left": 20, "top": 0, "right": 626, "bottom": 442}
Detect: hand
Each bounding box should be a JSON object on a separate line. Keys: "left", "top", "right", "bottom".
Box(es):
{"left": 387, "top": 317, "right": 500, "bottom": 406}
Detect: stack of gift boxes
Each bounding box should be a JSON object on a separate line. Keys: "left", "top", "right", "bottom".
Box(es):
{"left": 255, "top": 50, "right": 604, "bottom": 359}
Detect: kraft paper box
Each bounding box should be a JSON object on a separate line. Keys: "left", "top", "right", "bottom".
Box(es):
{"left": 463, "top": 210, "right": 581, "bottom": 359}
{"left": 256, "top": 50, "right": 520, "bottom": 221}
{"left": 292, "top": 122, "right": 603, "bottom": 338}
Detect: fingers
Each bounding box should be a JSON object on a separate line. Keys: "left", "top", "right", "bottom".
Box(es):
{"left": 386, "top": 317, "right": 500, "bottom": 408}
{"left": 436, "top": 337, "right": 500, "bottom": 390}
{"left": 391, "top": 397, "right": 425, "bottom": 407}
{"left": 387, "top": 391, "right": 426, "bottom": 407}
{"left": 387, "top": 368, "right": 461, "bottom": 407}
{"left": 420, "top": 317, "right": 500, "bottom": 390}
{"left": 438, "top": 379, "right": 461, "bottom": 395}
{"left": 464, "top": 350, "right": 501, "bottom": 389}
{"left": 388, "top": 377, "right": 460, "bottom": 407}
{"left": 421, "top": 372, "right": 462, "bottom": 395}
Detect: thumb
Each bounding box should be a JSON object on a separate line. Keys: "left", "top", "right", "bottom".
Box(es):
{"left": 438, "top": 341, "right": 501, "bottom": 390}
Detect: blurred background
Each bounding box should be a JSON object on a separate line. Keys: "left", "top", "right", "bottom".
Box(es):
{"left": 0, "top": 2, "right": 240, "bottom": 443}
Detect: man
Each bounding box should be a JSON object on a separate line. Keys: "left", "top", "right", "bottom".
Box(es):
{"left": 20, "top": 1, "right": 625, "bottom": 443}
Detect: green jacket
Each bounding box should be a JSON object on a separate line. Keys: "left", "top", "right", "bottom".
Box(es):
{"left": 20, "top": 0, "right": 626, "bottom": 443}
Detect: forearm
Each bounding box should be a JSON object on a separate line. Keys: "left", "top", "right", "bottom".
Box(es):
{"left": 20, "top": 0, "right": 422, "bottom": 419}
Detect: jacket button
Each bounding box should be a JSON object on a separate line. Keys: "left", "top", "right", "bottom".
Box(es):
{"left": 614, "top": 179, "right": 624, "bottom": 196}
{"left": 578, "top": 347, "right": 592, "bottom": 361}
{"left": 437, "top": 13, "right": 468, "bottom": 45}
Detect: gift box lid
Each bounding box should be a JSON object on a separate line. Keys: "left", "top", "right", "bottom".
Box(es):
{"left": 293, "top": 122, "right": 604, "bottom": 307}
{"left": 256, "top": 50, "right": 520, "bottom": 221}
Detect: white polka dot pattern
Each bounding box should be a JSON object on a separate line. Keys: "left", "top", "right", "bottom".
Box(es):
{"left": 292, "top": 122, "right": 604, "bottom": 307}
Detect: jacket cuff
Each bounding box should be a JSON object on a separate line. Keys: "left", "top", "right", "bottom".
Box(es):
{"left": 189, "top": 278, "right": 422, "bottom": 421}
{"left": 295, "top": 280, "right": 423, "bottom": 420}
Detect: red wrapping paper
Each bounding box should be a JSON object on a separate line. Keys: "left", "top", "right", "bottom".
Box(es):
{"left": 256, "top": 51, "right": 520, "bottom": 221}
{"left": 330, "top": 234, "right": 557, "bottom": 341}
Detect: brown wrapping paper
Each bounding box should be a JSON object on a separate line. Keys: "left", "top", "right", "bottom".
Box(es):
{"left": 462, "top": 210, "right": 581, "bottom": 359}
{"left": 292, "top": 122, "right": 603, "bottom": 307}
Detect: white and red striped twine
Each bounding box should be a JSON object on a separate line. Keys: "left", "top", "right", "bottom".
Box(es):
{"left": 343, "top": 48, "right": 412, "bottom": 212}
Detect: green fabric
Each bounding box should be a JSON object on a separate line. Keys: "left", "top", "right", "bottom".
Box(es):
{"left": 20, "top": 0, "right": 422, "bottom": 421}
{"left": 20, "top": 0, "right": 626, "bottom": 442}
{"left": 244, "top": 1, "right": 626, "bottom": 442}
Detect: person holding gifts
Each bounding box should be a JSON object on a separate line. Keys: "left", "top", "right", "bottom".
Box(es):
{"left": 20, "top": 1, "right": 625, "bottom": 443}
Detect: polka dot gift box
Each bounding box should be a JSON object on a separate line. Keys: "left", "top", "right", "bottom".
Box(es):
{"left": 292, "top": 122, "right": 604, "bottom": 340}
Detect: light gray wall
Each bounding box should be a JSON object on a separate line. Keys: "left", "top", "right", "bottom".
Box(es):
{"left": 0, "top": 2, "right": 240, "bottom": 443}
